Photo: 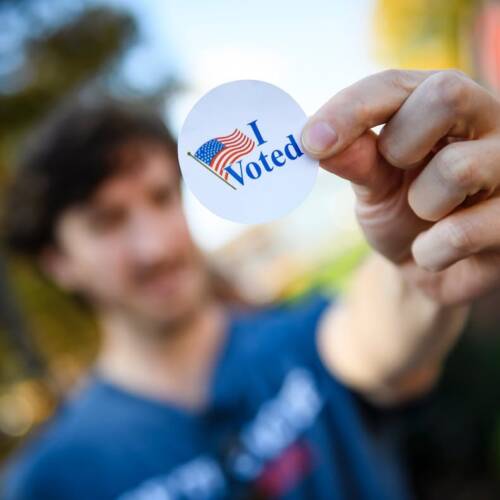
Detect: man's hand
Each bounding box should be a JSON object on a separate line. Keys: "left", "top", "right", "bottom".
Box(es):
{"left": 303, "top": 69, "right": 500, "bottom": 404}
{"left": 302, "top": 69, "right": 500, "bottom": 305}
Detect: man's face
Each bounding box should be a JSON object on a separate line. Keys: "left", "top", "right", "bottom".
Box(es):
{"left": 48, "top": 142, "right": 209, "bottom": 327}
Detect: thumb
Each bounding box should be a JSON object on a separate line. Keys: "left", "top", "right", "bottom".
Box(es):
{"left": 300, "top": 70, "right": 432, "bottom": 159}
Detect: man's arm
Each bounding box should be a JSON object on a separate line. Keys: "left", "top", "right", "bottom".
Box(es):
{"left": 300, "top": 69, "right": 500, "bottom": 404}
{"left": 318, "top": 253, "right": 469, "bottom": 405}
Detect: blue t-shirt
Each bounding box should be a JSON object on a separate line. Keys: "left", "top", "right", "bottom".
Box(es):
{"left": 3, "top": 293, "right": 411, "bottom": 500}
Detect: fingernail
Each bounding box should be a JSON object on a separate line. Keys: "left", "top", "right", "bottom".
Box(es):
{"left": 302, "top": 120, "right": 337, "bottom": 155}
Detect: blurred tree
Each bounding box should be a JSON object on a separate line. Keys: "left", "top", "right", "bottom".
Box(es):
{"left": 374, "top": 2, "right": 500, "bottom": 498}
{"left": 374, "top": 0, "right": 478, "bottom": 71}
{"left": 0, "top": 0, "right": 135, "bottom": 367}
{"left": 0, "top": 0, "right": 180, "bottom": 459}
{"left": 0, "top": 1, "right": 136, "bottom": 170}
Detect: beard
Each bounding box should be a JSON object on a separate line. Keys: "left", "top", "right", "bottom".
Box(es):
{"left": 124, "top": 265, "right": 212, "bottom": 338}
{"left": 89, "top": 251, "right": 213, "bottom": 341}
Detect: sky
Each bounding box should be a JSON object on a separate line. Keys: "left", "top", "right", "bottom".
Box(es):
{"left": 105, "top": 0, "right": 384, "bottom": 251}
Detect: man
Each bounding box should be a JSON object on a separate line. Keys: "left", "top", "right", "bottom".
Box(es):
{"left": 3, "top": 69, "right": 500, "bottom": 499}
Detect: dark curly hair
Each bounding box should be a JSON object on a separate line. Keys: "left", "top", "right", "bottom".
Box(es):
{"left": 3, "top": 100, "right": 178, "bottom": 257}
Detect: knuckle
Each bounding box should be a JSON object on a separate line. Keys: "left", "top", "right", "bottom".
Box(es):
{"left": 377, "top": 130, "right": 406, "bottom": 167}
{"left": 442, "top": 219, "right": 475, "bottom": 254}
{"left": 351, "top": 96, "right": 370, "bottom": 127}
{"left": 336, "top": 88, "right": 371, "bottom": 128}
{"left": 379, "top": 68, "right": 400, "bottom": 83}
{"left": 437, "top": 147, "right": 476, "bottom": 191}
{"left": 380, "top": 68, "right": 416, "bottom": 93}
{"left": 427, "top": 70, "right": 470, "bottom": 111}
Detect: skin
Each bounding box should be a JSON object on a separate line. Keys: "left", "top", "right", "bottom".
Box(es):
{"left": 302, "top": 69, "right": 500, "bottom": 304}
{"left": 302, "top": 69, "right": 500, "bottom": 403}
{"left": 42, "top": 69, "right": 500, "bottom": 409}
{"left": 43, "top": 141, "right": 208, "bottom": 327}
{"left": 41, "top": 142, "right": 228, "bottom": 408}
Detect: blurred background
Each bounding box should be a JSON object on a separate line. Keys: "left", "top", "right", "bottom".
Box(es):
{"left": 1, "top": 0, "right": 500, "bottom": 498}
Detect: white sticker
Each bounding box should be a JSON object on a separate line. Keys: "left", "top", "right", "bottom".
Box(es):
{"left": 177, "top": 80, "right": 318, "bottom": 224}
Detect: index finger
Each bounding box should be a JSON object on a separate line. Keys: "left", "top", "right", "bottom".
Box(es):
{"left": 301, "top": 69, "right": 435, "bottom": 159}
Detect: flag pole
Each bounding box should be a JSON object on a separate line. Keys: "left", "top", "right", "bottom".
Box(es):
{"left": 187, "top": 152, "right": 236, "bottom": 190}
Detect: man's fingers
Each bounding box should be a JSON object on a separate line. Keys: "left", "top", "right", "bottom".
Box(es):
{"left": 401, "top": 252, "right": 500, "bottom": 305}
{"left": 378, "top": 71, "right": 499, "bottom": 168}
{"left": 301, "top": 69, "right": 434, "bottom": 159}
{"left": 411, "top": 195, "right": 500, "bottom": 272}
{"left": 321, "top": 130, "right": 432, "bottom": 263}
{"left": 319, "top": 130, "right": 400, "bottom": 203}
{"left": 407, "top": 138, "right": 500, "bottom": 221}
{"left": 438, "top": 253, "right": 500, "bottom": 304}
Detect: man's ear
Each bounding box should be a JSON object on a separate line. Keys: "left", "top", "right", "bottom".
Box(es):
{"left": 38, "top": 245, "right": 80, "bottom": 291}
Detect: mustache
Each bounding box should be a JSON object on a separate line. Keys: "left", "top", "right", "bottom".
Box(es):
{"left": 132, "top": 259, "right": 191, "bottom": 285}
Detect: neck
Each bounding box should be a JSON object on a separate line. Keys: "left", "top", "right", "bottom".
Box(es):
{"left": 95, "top": 299, "right": 228, "bottom": 410}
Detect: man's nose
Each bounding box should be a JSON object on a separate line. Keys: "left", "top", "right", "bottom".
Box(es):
{"left": 126, "top": 210, "right": 172, "bottom": 265}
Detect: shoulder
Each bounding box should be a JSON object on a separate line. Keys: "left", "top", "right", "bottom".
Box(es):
{"left": 2, "top": 381, "right": 112, "bottom": 500}
{"left": 234, "top": 290, "right": 335, "bottom": 351}
{"left": 237, "top": 290, "right": 334, "bottom": 332}
{"left": 224, "top": 291, "right": 336, "bottom": 382}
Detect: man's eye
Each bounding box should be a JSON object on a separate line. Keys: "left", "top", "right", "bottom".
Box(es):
{"left": 151, "top": 187, "right": 174, "bottom": 206}
{"left": 90, "top": 209, "right": 125, "bottom": 232}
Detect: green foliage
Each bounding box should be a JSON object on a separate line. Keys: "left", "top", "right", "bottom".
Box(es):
{"left": 0, "top": 0, "right": 137, "bottom": 378}
{"left": 283, "top": 240, "right": 370, "bottom": 302}
{"left": 0, "top": 0, "right": 154, "bottom": 457}
{"left": 7, "top": 258, "right": 98, "bottom": 372}
{"left": 0, "top": 5, "right": 137, "bottom": 172}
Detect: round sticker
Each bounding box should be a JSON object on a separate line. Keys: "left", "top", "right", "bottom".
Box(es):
{"left": 177, "top": 80, "right": 318, "bottom": 224}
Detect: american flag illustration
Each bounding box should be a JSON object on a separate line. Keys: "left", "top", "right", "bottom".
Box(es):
{"left": 189, "top": 129, "right": 255, "bottom": 187}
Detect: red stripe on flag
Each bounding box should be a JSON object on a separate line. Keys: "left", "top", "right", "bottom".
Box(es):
{"left": 213, "top": 137, "right": 255, "bottom": 173}
{"left": 217, "top": 129, "right": 239, "bottom": 141}
{"left": 220, "top": 139, "right": 255, "bottom": 171}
